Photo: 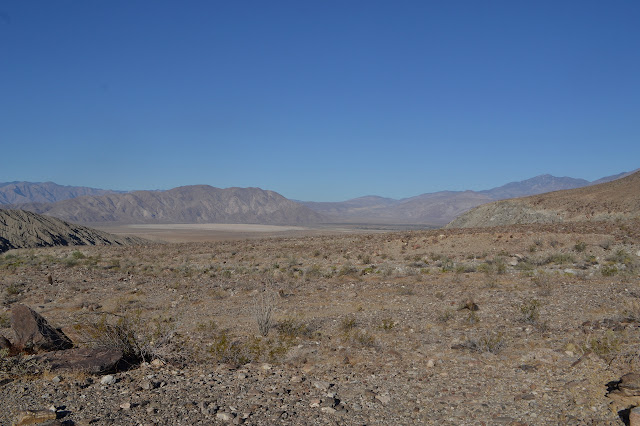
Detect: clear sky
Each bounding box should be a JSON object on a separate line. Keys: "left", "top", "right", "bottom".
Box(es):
{"left": 1, "top": 1, "right": 639, "bottom": 201}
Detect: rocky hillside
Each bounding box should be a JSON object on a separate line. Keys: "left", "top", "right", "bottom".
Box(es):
{"left": 0, "top": 181, "right": 118, "bottom": 205}
{"left": 0, "top": 209, "right": 145, "bottom": 253}
{"left": 446, "top": 170, "right": 640, "bottom": 228}
{"left": 13, "top": 186, "right": 326, "bottom": 226}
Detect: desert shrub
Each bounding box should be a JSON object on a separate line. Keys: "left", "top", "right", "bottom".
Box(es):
{"left": 515, "top": 261, "right": 534, "bottom": 272}
{"left": 340, "top": 316, "right": 357, "bottom": 333}
{"left": 207, "top": 327, "right": 250, "bottom": 366}
{"left": 275, "top": 317, "right": 317, "bottom": 340}
{"left": 607, "top": 249, "right": 633, "bottom": 266}
{"left": 519, "top": 299, "right": 541, "bottom": 324}
{"left": 582, "top": 330, "right": 622, "bottom": 359}
{"left": 71, "top": 250, "right": 86, "bottom": 260}
{"left": 477, "top": 263, "right": 492, "bottom": 274}
{"left": 73, "top": 312, "right": 179, "bottom": 364}
{"left": 440, "top": 258, "right": 455, "bottom": 273}
{"left": 6, "top": 283, "right": 22, "bottom": 296}
{"left": 253, "top": 290, "right": 276, "bottom": 337}
{"left": 436, "top": 309, "right": 454, "bottom": 323}
{"left": 544, "top": 253, "right": 575, "bottom": 265}
{"left": 337, "top": 263, "right": 358, "bottom": 277}
{"left": 574, "top": 241, "right": 587, "bottom": 253}
{"left": 493, "top": 257, "right": 507, "bottom": 275}
{"left": 601, "top": 265, "right": 618, "bottom": 277}
{"left": 0, "top": 349, "right": 40, "bottom": 378}
{"left": 305, "top": 264, "right": 323, "bottom": 279}
{"left": 344, "top": 329, "right": 377, "bottom": 348}
{"left": 533, "top": 271, "right": 552, "bottom": 296}
{"left": 466, "top": 311, "right": 480, "bottom": 325}
{"left": 0, "top": 312, "right": 9, "bottom": 328}
{"left": 462, "top": 332, "right": 505, "bottom": 354}
{"left": 358, "top": 254, "right": 372, "bottom": 265}
{"left": 379, "top": 317, "right": 395, "bottom": 331}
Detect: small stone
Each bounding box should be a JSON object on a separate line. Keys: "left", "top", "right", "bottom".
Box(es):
{"left": 314, "top": 380, "right": 330, "bottom": 391}
{"left": 260, "top": 363, "right": 272, "bottom": 370}
{"left": 375, "top": 394, "right": 391, "bottom": 404}
{"left": 120, "top": 402, "right": 131, "bottom": 410}
{"left": 321, "top": 407, "right": 336, "bottom": 414}
{"left": 426, "top": 359, "right": 435, "bottom": 368}
{"left": 52, "top": 375, "right": 62, "bottom": 383}
{"left": 309, "top": 398, "right": 321, "bottom": 408}
{"left": 101, "top": 374, "right": 116, "bottom": 385}
{"left": 290, "top": 376, "right": 303, "bottom": 383}
{"left": 217, "top": 412, "right": 233, "bottom": 421}
{"left": 14, "top": 409, "right": 57, "bottom": 426}
{"left": 151, "top": 359, "right": 165, "bottom": 367}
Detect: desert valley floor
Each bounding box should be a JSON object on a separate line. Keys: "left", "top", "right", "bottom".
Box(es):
{"left": 2, "top": 220, "right": 640, "bottom": 425}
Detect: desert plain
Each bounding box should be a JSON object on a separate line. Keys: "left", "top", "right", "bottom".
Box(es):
{"left": 2, "top": 219, "right": 640, "bottom": 425}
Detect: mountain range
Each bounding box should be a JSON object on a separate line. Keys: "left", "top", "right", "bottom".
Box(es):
{"left": 447, "top": 170, "right": 640, "bottom": 228}
{"left": 0, "top": 181, "right": 120, "bottom": 205}
{"left": 4, "top": 186, "right": 324, "bottom": 226}
{"left": 299, "top": 170, "right": 638, "bottom": 226}
{"left": 0, "top": 169, "right": 636, "bottom": 226}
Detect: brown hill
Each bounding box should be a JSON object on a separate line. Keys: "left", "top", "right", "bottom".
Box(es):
{"left": 446, "top": 170, "right": 640, "bottom": 228}
{"left": 11, "top": 186, "right": 326, "bottom": 226}
{"left": 0, "top": 209, "right": 146, "bottom": 253}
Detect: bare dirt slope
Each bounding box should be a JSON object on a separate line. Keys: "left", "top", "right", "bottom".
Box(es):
{"left": 14, "top": 185, "right": 326, "bottom": 226}
{"left": 447, "top": 170, "right": 640, "bottom": 228}
{"left": 0, "top": 209, "right": 146, "bottom": 253}
{"left": 1, "top": 219, "right": 639, "bottom": 424}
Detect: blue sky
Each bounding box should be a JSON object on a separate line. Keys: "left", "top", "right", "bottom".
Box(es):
{"left": 1, "top": 1, "right": 639, "bottom": 201}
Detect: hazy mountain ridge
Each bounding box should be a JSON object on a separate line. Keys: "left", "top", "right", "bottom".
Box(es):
{"left": 10, "top": 186, "right": 326, "bottom": 226}
{"left": 446, "top": 170, "right": 640, "bottom": 228}
{"left": 0, "top": 181, "right": 121, "bottom": 205}
{"left": 0, "top": 209, "right": 146, "bottom": 253}
{"left": 3, "top": 169, "right": 635, "bottom": 227}
{"left": 300, "top": 171, "right": 636, "bottom": 226}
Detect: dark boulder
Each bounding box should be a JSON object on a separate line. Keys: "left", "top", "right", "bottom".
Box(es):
{"left": 10, "top": 304, "right": 73, "bottom": 352}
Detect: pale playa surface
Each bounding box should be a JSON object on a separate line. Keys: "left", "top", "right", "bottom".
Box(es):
{"left": 94, "top": 223, "right": 385, "bottom": 242}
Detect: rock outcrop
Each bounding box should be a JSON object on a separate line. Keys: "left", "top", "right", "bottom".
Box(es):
{"left": 0, "top": 209, "right": 146, "bottom": 253}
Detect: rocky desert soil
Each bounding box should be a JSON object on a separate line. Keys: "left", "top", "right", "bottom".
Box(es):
{"left": 1, "top": 219, "right": 640, "bottom": 425}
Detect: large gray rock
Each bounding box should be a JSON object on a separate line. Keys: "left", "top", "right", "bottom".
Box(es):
{"left": 10, "top": 305, "right": 73, "bottom": 352}
{"left": 36, "top": 347, "right": 124, "bottom": 374}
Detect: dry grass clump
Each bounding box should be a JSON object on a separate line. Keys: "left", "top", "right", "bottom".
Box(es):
{"left": 73, "top": 312, "right": 182, "bottom": 365}
{"left": 0, "top": 349, "right": 41, "bottom": 378}
{"left": 253, "top": 289, "right": 276, "bottom": 337}
{"left": 461, "top": 332, "right": 506, "bottom": 354}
